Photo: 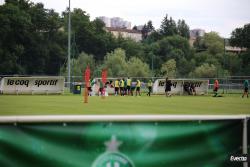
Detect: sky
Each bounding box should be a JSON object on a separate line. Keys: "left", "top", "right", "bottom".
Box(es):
{"left": 1, "top": 0, "right": 250, "bottom": 38}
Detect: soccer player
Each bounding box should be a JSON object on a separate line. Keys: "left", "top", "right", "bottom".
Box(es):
{"left": 190, "top": 82, "right": 196, "bottom": 96}
{"left": 114, "top": 79, "right": 119, "bottom": 96}
{"left": 119, "top": 78, "right": 125, "bottom": 96}
{"left": 126, "top": 77, "right": 131, "bottom": 95}
{"left": 242, "top": 79, "right": 249, "bottom": 98}
{"left": 213, "top": 79, "right": 219, "bottom": 97}
{"left": 165, "top": 77, "right": 172, "bottom": 97}
{"left": 135, "top": 79, "right": 141, "bottom": 96}
{"left": 147, "top": 79, "right": 153, "bottom": 96}
{"left": 124, "top": 78, "right": 127, "bottom": 95}
{"left": 99, "top": 80, "right": 104, "bottom": 96}
{"left": 88, "top": 78, "right": 95, "bottom": 96}
{"left": 183, "top": 82, "right": 191, "bottom": 95}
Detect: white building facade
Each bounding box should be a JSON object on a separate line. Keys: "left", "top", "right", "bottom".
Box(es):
{"left": 97, "top": 16, "right": 131, "bottom": 29}
{"left": 106, "top": 27, "right": 142, "bottom": 42}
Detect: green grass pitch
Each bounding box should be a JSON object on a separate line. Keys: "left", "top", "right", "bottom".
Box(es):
{"left": 0, "top": 94, "right": 249, "bottom": 115}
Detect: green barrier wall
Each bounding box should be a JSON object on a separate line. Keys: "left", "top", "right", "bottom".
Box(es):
{"left": 0, "top": 120, "right": 244, "bottom": 167}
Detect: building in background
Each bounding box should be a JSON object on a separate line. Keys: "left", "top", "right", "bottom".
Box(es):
{"left": 189, "top": 29, "right": 205, "bottom": 46}
{"left": 135, "top": 25, "right": 144, "bottom": 31}
{"left": 97, "top": 16, "right": 131, "bottom": 29}
{"left": 106, "top": 27, "right": 142, "bottom": 42}
{"left": 97, "top": 16, "right": 139, "bottom": 41}
{"left": 190, "top": 29, "right": 205, "bottom": 38}
{"left": 225, "top": 46, "right": 247, "bottom": 53}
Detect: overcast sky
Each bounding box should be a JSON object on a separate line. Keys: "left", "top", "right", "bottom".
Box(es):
{"left": 1, "top": 0, "right": 250, "bottom": 37}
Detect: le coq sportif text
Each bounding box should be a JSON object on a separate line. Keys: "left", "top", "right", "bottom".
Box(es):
{"left": 7, "top": 79, "right": 58, "bottom": 87}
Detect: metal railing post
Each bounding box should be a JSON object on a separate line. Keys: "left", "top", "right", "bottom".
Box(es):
{"left": 243, "top": 117, "right": 248, "bottom": 167}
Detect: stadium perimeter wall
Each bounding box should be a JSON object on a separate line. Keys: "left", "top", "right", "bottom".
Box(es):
{"left": 1, "top": 75, "right": 249, "bottom": 95}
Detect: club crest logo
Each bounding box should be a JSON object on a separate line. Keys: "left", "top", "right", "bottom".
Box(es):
{"left": 92, "top": 135, "right": 134, "bottom": 167}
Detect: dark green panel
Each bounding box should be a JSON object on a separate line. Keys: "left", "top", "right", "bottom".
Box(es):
{"left": 0, "top": 120, "right": 243, "bottom": 167}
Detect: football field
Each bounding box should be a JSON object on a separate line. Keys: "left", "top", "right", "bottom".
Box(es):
{"left": 0, "top": 94, "right": 249, "bottom": 115}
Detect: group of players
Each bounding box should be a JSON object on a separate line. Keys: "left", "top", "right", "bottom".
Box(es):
{"left": 94, "top": 77, "right": 249, "bottom": 98}
{"left": 97, "top": 77, "right": 172, "bottom": 97}
{"left": 95, "top": 77, "right": 153, "bottom": 97}
{"left": 112, "top": 78, "right": 151, "bottom": 96}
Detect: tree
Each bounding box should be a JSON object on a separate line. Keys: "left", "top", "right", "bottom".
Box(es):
{"left": 239, "top": 50, "right": 250, "bottom": 75}
{"left": 230, "top": 23, "right": 250, "bottom": 49}
{"left": 117, "top": 38, "right": 144, "bottom": 60}
{"left": 193, "top": 36, "right": 206, "bottom": 51}
{"left": 0, "top": 1, "right": 31, "bottom": 74}
{"left": 157, "top": 35, "right": 191, "bottom": 63}
{"left": 144, "top": 31, "right": 161, "bottom": 43}
{"left": 141, "top": 24, "right": 148, "bottom": 40}
{"left": 194, "top": 32, "right": 224, "bottom": 55}
{"left": 178, "top": 58, "right": 196, "bottom": 77}
{"left": 142, "top": 20, "right": 155, "bottom": 40}
{"left": 91, "top": 18, "right": 118, "bottom": 58}
{"left": 147, "top": 20, "right": 154, "bottom": 32}
{"left": 177, "top": 19, "right": 190, "bottom": 39}
{"left": 192, "top": 63, "right": 217, "bottom": 78}
{"left": 63, "top": 8, "right": 91, "bottom": 55}
{"left": 102, "top": 48, "right": 151, "bottom": 77}
{"left": 161, "top": 59, "right": 176, "bottom": 78}
{"left": 229, "top": 23, "right": 250, "bottom": 76}
{"left": 63, "top": 8, "right": 117, "bottom": 61}
{"left": 127, "top": 57, "right": 151, "bottom": 77}
{"left": 224, "top": 53, "right": 242, "bottom": 75}
{"left": 132, "top": 26, "right": 138, "bottom": 30}
{"left": 103, "top": 48, "right": 128, "bottom": 77}
{"left": 60, "top": 52, "right": 95, "bottom": 79}
{"left": 0, "top": 0, "right": 66, "bottom": 75}
{"left": 193, "top": 52, "right": 210, "bottom": 66}
{"left": 160, "top": 14, "right": 177, "bottom": 36}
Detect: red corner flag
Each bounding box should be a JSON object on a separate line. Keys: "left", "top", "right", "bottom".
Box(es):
{"left": 101, "top": 69, "right": 107, "bottom": 97}
{"left": 84, "top": 66, "right": 91, "bottom": 103}
{"left": 85, "top": 66, "right": 90, "bottom": 87}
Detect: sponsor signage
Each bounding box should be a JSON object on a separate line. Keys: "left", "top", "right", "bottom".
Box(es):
{"left": 153, "top": 79, "right": 209, "bottom": 95}
{"left": 1, "top": 77, "right": 64, "bottom": 94}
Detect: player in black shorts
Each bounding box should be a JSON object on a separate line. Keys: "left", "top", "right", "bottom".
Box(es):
{"left": 165, "top": 77, "right": 172, "bottom": 97}
{"left": 242, "top": 79, "right": 249, "bottom": 98}
{"left": 190, "top": 82, "right": 196, "bottom": 95}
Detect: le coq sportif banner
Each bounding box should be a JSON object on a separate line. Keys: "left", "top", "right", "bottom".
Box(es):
{"left": 0, "top": 121, "right": 243, "bottom": 167}
{"left": 153, "top": 79, "right": 209, "bottom": 95}
{"left": 0, "top": 77, "right": 64, "bottom": 94}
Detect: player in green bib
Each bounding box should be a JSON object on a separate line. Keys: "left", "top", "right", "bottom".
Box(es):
{"left": 136, "top": 79, "right": 141, "bottom": 96}
{"left": 126, "top": 77, "right": 131, "bottom": 95}
{"left": 242, "top": 79, "right": 249, "bottom": 98}
{"left": 114, "top": 79, "right": 119, "bottom": 96}
{"left": 119, "top": 78, "right": 125, "bottom": 96}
